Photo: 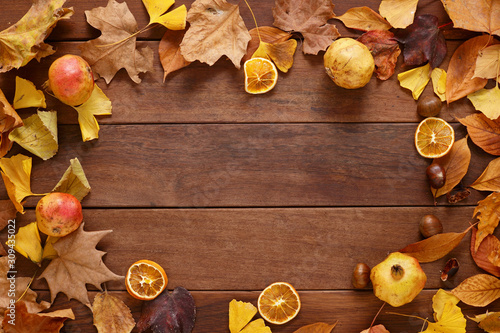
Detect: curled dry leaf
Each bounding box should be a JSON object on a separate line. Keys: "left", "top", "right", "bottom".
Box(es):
{"left": 272, "top": 0, "right": 340, "bottom": 55}
{"left": 52, "top": 157, "right": 91, "bottom": 201}
{"left": 471, "top": 227, "right": 500, "bottom": 277}
{"left": 468, "top": 85, "right": 500, "bottom": 120}
{"left": 470, "top": 311, "right": 500, "bottom": 331}
{"left": 452, "top": 274, "right": 500, "bottom": 307}
{"left": 431, "top": 137, "right": 471, "bottom": 199}
{"left": 335, "top": 7, "right": 391, "bottom": 31}
{"left": 399, "top": 224, "right": 472, "bottom": 263}
{"left": 0, "top": 154, "right": 39, "bottom": 213}
{"left": 93, "top": 291, "right": 135, "bottom": 333}
{"left": 471, "top": 158, "right": 500, "bottom": 191}
{"left": 440, "top": 0, "right": 500, "bottom": 36}
{"left": 473, "top": 44, "right": 500, "bottom": 80}
{"left": 458, "top": 113, "right": 500, "bottom": 156}
{"left": 159, "top": 29, "right": 191, "bottom": 81}
{"left": 473, "top": 192, "right": 500, "bottom": 251}
{"left": 397, "top": 63, "right": 430, "bottom": 100}
{"left": 13, "top": 76, "right": 46, "bottom": 110}
{"left": 179, "top": 0, "right": 251, "bottom": 69}
{"left": 446, "top": 35, "right": 497, "bottom": 103}
{"left": 446, "top": 186, "right": 471, "bottom": 204}
{"left": 293, "top": 321, "right": 337, "bottom": 333}
{"left": 379, "top": 0, "right": 418, "bottom": 29}
{"left": 0, "top": 89, "right": 23, "bottom": 158}
{"left": 357, "top": 30, "right": 401, "bottom": 80}
{"left": 0, "top": 200, "right": 16, "bottom": 231}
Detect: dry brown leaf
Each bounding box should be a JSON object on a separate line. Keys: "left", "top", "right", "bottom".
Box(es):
{"left": 0, "top": 89, "right": 23, "bottom": 158}
{"left": 452, "top": 274, "right": 500, "bottom": 307}
{"left": 0, "top": 0, "right": 73, "bottom": 73}
{"left": 473, "top": 44, "right": 500, "bottom": 80}
{"left": 446, "top": 35, "right": 497, "bottom": 103}
{"left": 0, "top": 200, "right": 16, "bottom": 232}
{"left": 293, "top": 321, "right": 338, "bottom": 333}
{"left": 179, "top": 0, "right": 251, "bottom": 69}
{"left": 273, "top": 0, "right": 340, "bottom": 55}
{"left": 252, "top": 39, "right": 297, "bottom": 73}
{"left": 400, "top": 225, "right": 472, "bottom": 263}
{"left": 2, "top": 301, "right": 73, "bottom": 333}
{"left": 79, "top": 0, "right": 154, "bottom": 84}
{"left": 244, "top": 26, "right": 292, "bottom": 63}
{"left": 471, "top": 158, "right": 500, "bottom": 191}
{"left": 39, "top": 223, "right": 123, "bottom": 307}
{"left": 159, "top": 29, "right": 191, "bottom": 81}
{"left": 458, "top": 113, "right": 500, "bottom": 156}
{"left": 470, "top": 311, "right": 500, "bottom": 331}
{"left": 379, "top": 0, "right": 418, "bottom": 29}
{"left": 357, "top": 30, "right": 401, "bottom": 80}
{"left": 360, "top": 324, "right": 390, "bottom": 333}
{"left": 335, "top": 7, "right": 392, "bottom": 31}
{"left": 471, "top": 228, "right": 500, "bottom": 277}
{"left": 93, "top": 291, "right": 135, "bottom": 333}
{"left": 473, "top": 192, "right": 500, "bottom": 251}
{"left": 431, "top": 137, "right": 471, "bottom": 199}
{"left": 441, "top": 0, "right": 500, "bottom": 36}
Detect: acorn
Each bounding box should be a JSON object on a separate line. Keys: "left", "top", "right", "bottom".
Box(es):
{"left": 419, "top": 214, "right": 443, "bottom": 238}
{"left": 417, "top": 96, "right": 442, "bottom": 117}
{"left": 426, "top": 163, "right": 446, "bottom": 189}
{"left": 352, "top": 263, "right": 371, "bottom": 289}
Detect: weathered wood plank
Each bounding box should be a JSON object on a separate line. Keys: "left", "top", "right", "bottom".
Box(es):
{"left": 8, "top": 207, "right": 491, "bottom": 291}
{"left": 0, "top": 124, "right": 491, "bottom": 207}
{"left": 42, "top": 290, "right": 499, "bottom": 332}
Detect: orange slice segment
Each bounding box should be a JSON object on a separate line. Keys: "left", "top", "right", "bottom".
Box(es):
{"left": 125, "top": 259, "right": 167, "bottom": 300}
{"left": 415, "top": 117, "right": 454, "bottom": 158}
{"left": 258, "top": 282, "right": 301, "bottom": 325}
{"left": 244, "top": 58, "right": 278, "bottom": 94}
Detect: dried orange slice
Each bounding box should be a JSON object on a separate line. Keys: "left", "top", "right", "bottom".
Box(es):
{"left": 244, "top": 57, "right": 278, "bottom": 94}
{"left": 125, "top": 259, "right": 167, "bottom": 300}
{"left": 258, "top": 282, "right": 301, "bottom": 325}
{"left": 415, "top": 117, "right": 454, "bottom": 158}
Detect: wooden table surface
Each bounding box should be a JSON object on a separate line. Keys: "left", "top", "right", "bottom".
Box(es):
{"left": 1, "top": 0, "right": 499, "bottom": 332}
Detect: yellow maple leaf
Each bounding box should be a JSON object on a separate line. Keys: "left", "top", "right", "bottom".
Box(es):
{"left": 9, "top": 110, "right": 58, "bottom": 160}
{"left": 52, "top": 157, "right": 91, "bottom": 201}
{"left": 0, "top": 154, "right": 41, "bottom": 213}
{"left": 10, "top": 222, "right": 43, "bottom": 264}
{"left": 0, "top": 89, "right": 23, "bottom": 157}
{"left": 13, "top": 77, "right": 46, "bottom": 109}
{"left": 0, "top": 0, "right": 73, "bottom": 73}
{"left": 431, "top": 68, "right": 446, "bottom": 102}
{"left": 142, "top": 0, "right": 186, "bottom": 30}
{"left": 468, "top": 85, "right": 500, "bottom": 120}
{"left": 229, "top": 300, "right": 257, "bottom": 333}
{"left": 379, "top": 0, "right": 418, "bottom": 29}
{"left": 252, "top": 39, "right": 297, "bottom": 73}
{"left": 473, "top": 44, "right": 500, "bottom": 80}
{"left": 398, "top": 63, "right": 431, "bottom": 100}
{"left": 72, "top": 85, "right": 112, "bottom": 142}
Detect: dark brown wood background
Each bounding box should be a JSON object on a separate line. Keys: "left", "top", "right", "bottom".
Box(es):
{"left": 1, "top": 0, "right": 499, "bottom": 331}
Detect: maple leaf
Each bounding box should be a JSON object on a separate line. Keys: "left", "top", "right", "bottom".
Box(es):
{"left": 72, "top": 85, "right": 112, "bottom": 142}
{"left": 252, "top": 39, "right": 297, "bottom": 73}
{"left": 472, "top": 192, "right": 500, "bottom": 251}
{"left": 472, "top": 158, "right": 500, "bottom": 191}
{"left": 335, "top": 7, "right": 392, "bottom": 31}
{"left": 159, "top": 29, "right": 191, "bottom": 81}
{"left": 458, "top": 113, "right": 500, "bottom": 155}
{"left": 452, "top": 274, "right": 500, "bottom": 307}
{"left": 357, "top": 30, "right": 401, "bottom": 80}
{"left": 471, "top": 228, "right": 500, "bottom": 277}
{"left": 79, "top": 0, "right": 154, "bottom": 84}
{"left": 294, "top": 322, "right": 338, "bottom": 333}
{"left": 431, "top": 68, "right": 446, "bottom": 101}
{"left": 137, "top": 287, "right": 196, "bottom": 333}
{"left": 179, "top": 0, "right": 251, "bottom": 69}
{"left": 0, "top": 89, "right": 23, "bottom": 158}
{"left": 39, "top": 223, "right": 123, "bottom": 307}
{"left": 0, "top": 200, "right": 16, "bottom": 231}
{"left": 398, "top": 63, "right": 431, "bottom": 100}
{"left": 468, "top": 85, "right": 500, "bottom": 120}
{"left": 441, "top": 0, "right": 500, "bottom": 36}
{"left": 394, "top": 15, "right": 446, "bottom": 68}
{"left": 13, "top": 76, "right": 46, "bottom": 110}
{"left": 470, "top": 311, "right": 500, "bottom": 332}
{"left": 0, "top": 0, "right": 73, "bottom": 73}
{"left": 12, "top": 222, "right": 43, "bottom": 264}
{"left": 379, "top": 0, "right": 418, "bottom": 29}
{"left": 272, "top": 0, "right": 340, "bottom": 55}
{"left": 9, "top": 110, "right": 58, "bottom": 161}
{"left": 52, "top": 157, "right": 91, "bottom": 201}
{"left": 2, "top": 301, "right": 74, "bottom": 333}
{"left": 93, "top": 291, "right": 135, "bottom": 333}
{"left": 473, "top": 44, "right": 500, "bottom": 81}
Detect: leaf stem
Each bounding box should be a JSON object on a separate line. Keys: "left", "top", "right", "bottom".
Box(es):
{"left": 368, "top": 302, "right": 386, "bottom": 332}
{"left": 96, "top": 24, "right": 157, "bottom": 48}
{"left": 242, "top": 0, "right": 261, "bottom": 42}
{"left": 438, "top": 22, "right": 453, "bottom": 29}
{"left": 17, "top": 269, "right": 38, "bottom": 302}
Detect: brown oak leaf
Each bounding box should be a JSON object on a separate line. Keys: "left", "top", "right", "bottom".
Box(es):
{"left": 179, "top": 0, "right": 251, "bottom": 69}
{"left": 471, "top": 158, "right": 500, "bottom": 192}
{"left": 159, "top": 29, "right": 191, "bottom": 81}
{"left": 357, "top": 30, "right": 401, "bottom": 80}
{"left": 38, "top": 223, "right": 123, "bottom": 307}
{"left": 243, "top": 26, "right": 292, "bottom": 63}
{"left": 0, "top": 0, "right": 73, "bottom": 73}
{"left": 2, "top": 301, "right": 74, "bottom": 333}
{"left": 79, "top": 0, "right": 154, "bottom": 84}
{"left": 452, "top": 274, "right": 500, "bottom": 307}
{"left": 458, "top": 113, "right": 500, "bottom": 156}
{"left": 471, "top": 228, "right": 500, "bottom": 277}
{"left": 0, "top": 89, "right": 23, "bottom": 158}
{"left": 93, "top": 291, "right": 135, "bottom": 333}
{"left": 441, "top": 0, "right": 500, "bottom": 36}
{"left": 473, "top": 192, "right": 500, "bottom": 251}
{"left": 272, "top": 0, "right": 340, "bottom": 55}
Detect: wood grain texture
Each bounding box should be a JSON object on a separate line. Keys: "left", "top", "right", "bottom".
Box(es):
{"left": 0, "top": 123, "right": 492, "bottom": 207}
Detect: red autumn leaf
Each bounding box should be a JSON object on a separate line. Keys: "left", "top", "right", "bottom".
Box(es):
{"left": 471, "top": 227, "right": 500, "bottom": 277}
{"left": 357, "top": 30, "right": 401, "bottom": 80}
{"left": 394, "top": 14, "right": 446, "bottom": 68}
{"left": 458, "top": 113, "right": 500, "bottom": 156}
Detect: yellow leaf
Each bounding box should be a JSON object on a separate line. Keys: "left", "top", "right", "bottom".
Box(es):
{"left": 468, "top": 85, "right": 500, "bottom": 120}
{"left": 9, "top": 110, "right": 58, "bottom": 160}
{"left": 229, "top": 300, "right": 257, "bottom": 333}
{"left": 473, "top": 44, "right": 500, "bottom": 80}
{"left": 240, "top": 319, "right": 271, "bottom": 333}
{"left": 452, "top": 274, "right": 500, "bottom": 307}
{"left": 13, "top": 76, "right": 46, "bottom": 109}
{"left": 72, "top": 85, "right": 112, "bottom": 142}
{"left": 10, "top": 222, "right": 43, "bottom": 264}
{"left": 473, "top": 192, "right": 500, "bottom": 252}
{"left": 469, "top": 311, "right": 500, "bottom": 332}
{"left": 335, "top": 6, "right": 392, "bottom": 31}
{"left": 398, "top": 63, "right": 431, "bottom": 100}
{"left": 143, "top": 0, "right": 187, "bottom": 30}
{"left": 431, "top": 68, "right": 447, "bottom": 102}
{"left": 423, "top": 301, "right": 466, "bottom": 332}
{"left": 0, "top": 89, "right": 23, "bottom": 157}
{"left": 432, "top": 289, "right": 460, "bottom": 322}
{"left": 252, "top": 39, "right": 297, "bottom": 73}
{"left": 0, "top": 0, "right": 73, "bottom": 72}
{"left": 42, "top": 236, "right": 59, "bottom": 260}
{"left": 52, "top": 157, "right": 91, "bottom": 201}
{"left": 379, "top": 0, "right": 418, "bottom": 29}
{"left": 0, "top": 154, "right": 38, "bottom": 213}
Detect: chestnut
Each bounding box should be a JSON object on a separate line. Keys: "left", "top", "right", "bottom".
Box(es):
{"left": 426, "top": 162, "right": 446, "bottom": 189}
{"left": 419, "top": 214, "right": 443, "bottom": 238}
{"left": 417, "top": 96, "right": 442, "bottom": 117}
{"left": 352, "top": 263, "right": 371, "bottom": 289}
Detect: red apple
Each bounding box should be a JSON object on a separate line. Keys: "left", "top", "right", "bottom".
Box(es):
{"left": 36, "top": 192, "right": 83, "bottom": 237}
